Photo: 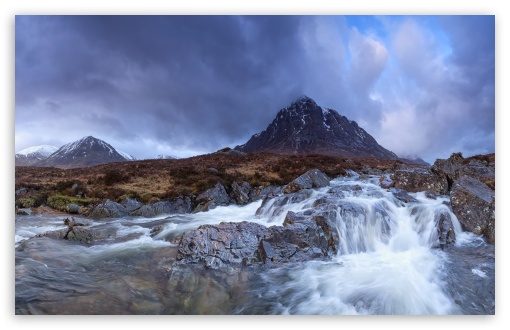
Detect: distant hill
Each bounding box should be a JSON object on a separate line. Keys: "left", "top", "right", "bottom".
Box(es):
{"left": 35, "top": 136, "right": 132, "bottom": 169}
{"left": 15, "top": 145, "right": 59, "bottom": 166}
{"left": 235, "top": 96, "right": 398, "bottom": 159}
{"left": 399, "top": 155, "right": 430, "bottom": 166}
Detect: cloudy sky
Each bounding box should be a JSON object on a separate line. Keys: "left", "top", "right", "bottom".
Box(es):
{"left": 14, "top": 15, "right": 495, "bottom": 164}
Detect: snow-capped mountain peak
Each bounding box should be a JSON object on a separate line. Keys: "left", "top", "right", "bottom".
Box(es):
{"left": 35, "top": 136, "right": 132, "bottom": 169}
{"left": 15, "top": 145, "right": 59, "bottom": 166}
{"left": 17, "top": 145, "right": 58, "bottom": 157}
{"left": 234, "top": 96, "right": 398, "bottom": 159}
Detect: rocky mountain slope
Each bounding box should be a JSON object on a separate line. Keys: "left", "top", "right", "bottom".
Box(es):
{"left": 35, "top": 136, "right": 131, "bottom": 169}
{"left": 235, "top": 96, "right": 398, "bottom": 159}
{"left": 15, "top": 145, "right": 58, "bottom": 166}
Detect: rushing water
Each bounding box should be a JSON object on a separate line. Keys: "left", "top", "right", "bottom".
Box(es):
{"left": 15, "top": 175, "right": 495, "bottom": 315}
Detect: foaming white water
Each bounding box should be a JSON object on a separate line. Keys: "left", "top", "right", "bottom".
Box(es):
{"left": 252, "top": 177, "right": 474, "bottom": 314}
{"left": 255, "top": 188, "right": 329, "bottom": 225}
{"left": 83, "top": 236, "right": 175, "bottom": 262}
{"left": 262, "top": 248, "right": 456, "bottom": 315}
{"left": 152, "top": 201, "right": 265, "bottom": 240}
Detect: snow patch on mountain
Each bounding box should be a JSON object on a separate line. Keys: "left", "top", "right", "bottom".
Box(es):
{"left": 118, "top": 150, "right": 136, "bottom": 161}
{"left": 17, "top": 145, "right": 58, "bottom": 157}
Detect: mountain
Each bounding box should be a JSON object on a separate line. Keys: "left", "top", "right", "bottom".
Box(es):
{"left": 36, "top": 136, "right": 132, "bottom": 169}
{"left": 15, "top": 145, "right": 59, "bottom": 166}
{"left": 235, "top": 96, "right": 398, "bottom": 159}
{"left": 399, "top": 155, "right": 430, "bottom": 166}
{"left": 156, "top": 154, "right": 178, "bottom": 160}
{"left": 118, "top": 150, "right": 137, "bottom": 161}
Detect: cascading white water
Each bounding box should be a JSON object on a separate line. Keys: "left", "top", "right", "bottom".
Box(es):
{"left": 246, "top": 176, "right": 481, "bottom": 315}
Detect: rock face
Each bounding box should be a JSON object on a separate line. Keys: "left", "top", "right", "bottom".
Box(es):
{"left": 282, "top": 169, "right": 330, "bottom": 194}
{"left": 450, "top": 176, "right": 495, "bottom": 244}
{"left": 234, "top": 96, "right": 398, "bottom": 159}
{"left": 36, "top": 136, "right": 131, "bottom": 169}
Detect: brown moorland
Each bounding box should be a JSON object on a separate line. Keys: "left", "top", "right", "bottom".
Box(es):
{"left": 15, "top": 151, "right": 407, "bottom": 210}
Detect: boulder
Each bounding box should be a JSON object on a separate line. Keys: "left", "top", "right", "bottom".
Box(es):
{"left": 389, "top": 188, "right": 419, "bottom": 204}
{"left": 258, "top": 211, "right": 335, "bottom": 264}
{"left": 65, "top": 203, "right": 81, "bottom": 214}
{"left": 379, "top": 174, "right": 394, "bottom": 189}
{"left": 450, "top": 176, "right": 495, "bottom": 244}
{"left": 89, "top": 200, "right": 127, "bottom": 219}
{"left": 255, "top": 189, "right": 314, "bottom": 219}
{"left": 175, "top": 211, "right": 337, "bottom": 269}
{"left": 361, "top": 167, "right": 384, "bottom": 176}
{"left": 282, "top": 169, "right": 330, "bottom": 194}
{"left": 433, "top": 152, "right": 495, "bottom": 191}
{"left": 435, "top": 211, "right": 456, "bottom": 247}
{"left": 193, "top": 182, "right": 230, "bottom": 212}
{"left": 130, "top": 196, "right": 193, "bottom": 218}
{"left": 121, "top": 198, "right": 144, "bottom": 213}
{"left": 176, "top": 221, "right": 269, "bottom": 269}
{"left": 16, "top": 208, "right": 32, "bottom": 215}
{"left": 249, "top": 185, "right": 282, "bottom": 202}
{"left": 229, "top": 181, "right": 252, "bottom": 205}
{"left": 393, "top": 166, "right": 448, "bottom": 195}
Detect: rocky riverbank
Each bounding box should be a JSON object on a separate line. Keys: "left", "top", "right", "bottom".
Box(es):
{"left": 16, "top": 152, "right": 495, "bottom": 269}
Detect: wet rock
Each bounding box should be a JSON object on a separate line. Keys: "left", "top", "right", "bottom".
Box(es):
{"left": 65, "top": 203, "right": 80, "bottom": 214}
{"left": 89, "top": 199, "right": 130, "bottom": 219}
{"left": 257, "top": 211, "right": 335, "bottom": 264}
{"left": 249, "top": 185, "right": 282, "bottom": 202}
{"left": 16, "top": 208, "right": 32, "bottom": 215}
{"left": 255, "top": 189, "right": 313, "bottom": 218}
{"left": 379, "top": 174, "right": 394, "bottom": 189}
{"left": 39, "top": 217, "right": 94, "bottom": 244}
{"left": 433, "top": 153, "right": 495, "bottom": 190}
{"left": 176, "top": 211, "right": 337, "bottom": 269}
{"left": 121, "top": 198, "right": 144, "bottom": 213}
{"left": 435, "top": 211, "right": 456, "bottom": 247}
{"left": 229, "top": 181, "right": 252, "bottom": 205}
{"left": 38, "top": 222, "right": 119, "bottom": 245}
{"left": 150, "top": 225, "right": 164, "bottom": 237}
{"left": 450, "top": 176, "right": 495, "bottom": 244}
{"left": 361, "top": 167, "right": 383, "bottom": 176}
{"left": 389, "top": 188, "right": 419, "bottom": 204}
{"left": 393, "top": 166, "right": 448, "bottom": 195}
{"left": 131, "top": 196, "right": 193, "bottom": 218}
{"left": 176, "top": 221, "right": 269, "bottom": 269}
{"left": 193, "top": 182, "right": 230, "bottom": 212}
{"left": 282, "top": 169, "right": 330, "bottom": 194}
{"left": 425, "top": 191, "right": 438, "bottom": 199}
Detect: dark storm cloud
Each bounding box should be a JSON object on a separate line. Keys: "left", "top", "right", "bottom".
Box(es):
{"left": 15, "top": 15, "right": 495, "bottom": 162}
{"left": 16, "top": 15, "right": 309, "bottom": 156}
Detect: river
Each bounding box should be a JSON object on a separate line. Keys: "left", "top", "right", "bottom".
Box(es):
{"left": 14, "top": 174, "right": 495, "bottom": 315}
